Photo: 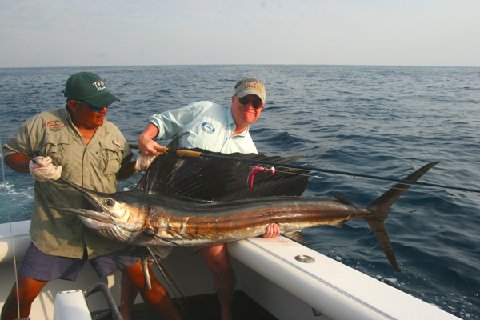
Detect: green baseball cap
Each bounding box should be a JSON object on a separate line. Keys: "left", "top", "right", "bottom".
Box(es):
{"left": 63, "top": 72, "right": 119, "bottom": 108}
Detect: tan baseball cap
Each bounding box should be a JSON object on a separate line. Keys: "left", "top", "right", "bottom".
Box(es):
{"left": 234, "top": 78, "right": 266, "bottom": 104}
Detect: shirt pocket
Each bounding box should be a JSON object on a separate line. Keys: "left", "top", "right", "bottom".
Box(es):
{"left": 98, "top": 139, "right": 123, "bottom": 175}
{"left": 44, "top": 131, "right": 70, "bottom": 167}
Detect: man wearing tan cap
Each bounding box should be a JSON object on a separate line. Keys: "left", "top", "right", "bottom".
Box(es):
{"left": 136, "top": 77, "right": 280, "bottom": 320}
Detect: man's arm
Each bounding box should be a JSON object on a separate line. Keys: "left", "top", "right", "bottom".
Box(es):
{"left": 139, "top": 103, "right": 205, "bottom": 156}
{"left": 117, "top": 161, "right": 136, "bottom": 180}
{"left": 4, "top": 153, "right": 30, "bottom": 173}
{"left": 138, "top": 123, "right": 165, "bottom": 156}
{"left": 5, "top": 152, "right": 63, "bottom": 182}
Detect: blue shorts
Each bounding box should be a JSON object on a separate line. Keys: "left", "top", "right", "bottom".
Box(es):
{"left": 19, "top": 243, "right": 143, "bottom": 281}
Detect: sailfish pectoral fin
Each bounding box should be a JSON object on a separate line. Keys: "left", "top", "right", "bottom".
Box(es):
{"left": 284, "top": 231, "right": 307, "bottom": 245}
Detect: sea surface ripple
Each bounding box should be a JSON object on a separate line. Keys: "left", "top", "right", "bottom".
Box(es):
{"left": 0, "top": 65, "right": 479, "bottom": 319}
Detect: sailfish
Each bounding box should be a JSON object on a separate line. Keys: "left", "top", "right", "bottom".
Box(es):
{"left": 56, "top": 149, "right": 438, "bottom": 271}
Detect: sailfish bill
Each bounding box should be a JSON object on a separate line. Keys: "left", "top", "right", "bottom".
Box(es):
{"left": 55, "top": 150, "right": 437, "bottom": 271}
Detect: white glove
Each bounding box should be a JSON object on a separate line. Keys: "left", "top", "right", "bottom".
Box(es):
{"left": 134, "top": 154, "right": 156, "bottom": 172}
{"left": 29, "top": 156, "right": 62, "bottom": 182}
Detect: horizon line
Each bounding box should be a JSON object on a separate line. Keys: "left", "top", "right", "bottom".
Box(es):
{"left": 1, "top": 63, "right": 479, "bottom": 70}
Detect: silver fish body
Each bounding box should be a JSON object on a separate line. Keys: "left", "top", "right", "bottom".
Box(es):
{"left": 62, "top": 190, "right": 368, "bottom": 246}
{"left": 57, "top": 160, "right": 437, "bottom": 271}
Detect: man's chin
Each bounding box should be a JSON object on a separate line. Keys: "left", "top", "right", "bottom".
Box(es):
{"left": 243, "top": 115, "right": 258, "bottom": 124}
{"left": 96, "top": 118, "right": 106, "bottom": 126}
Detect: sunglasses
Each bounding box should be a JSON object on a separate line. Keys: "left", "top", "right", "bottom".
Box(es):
{"left": 238, "top": 96, "right": 263, "bottom": 109}
{"left": 76, "top": 100, "right": 105, "bottom": 112}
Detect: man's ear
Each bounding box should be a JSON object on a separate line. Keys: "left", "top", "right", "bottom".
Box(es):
{"left": 66, "top": 100, "right": 77, "bottom": 112}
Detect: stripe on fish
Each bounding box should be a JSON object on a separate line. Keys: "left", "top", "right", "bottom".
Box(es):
{"left": 55, "top": 151, "right": 438, "bottom": 271}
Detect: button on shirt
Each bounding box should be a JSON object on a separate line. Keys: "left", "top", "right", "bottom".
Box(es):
{"left": 149, "top": 101, "right": 258, "bottom": 154}
{"left": 2, "top": 108, "right": 133, "bottom": 258}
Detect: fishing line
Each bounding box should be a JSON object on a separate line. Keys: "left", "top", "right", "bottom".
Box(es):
{"left": 145, "top": 246, "right": 191, "bottom": 320}
{"left": 0, "top": 137, "right": 6, "bottom": 190}
{"left": 225, "top": 154, "right": 479, "bottom": 194}
{"left": 1, "top": 137, "right": 21, "bottom": 319}
{"left": 271, "top": 168, "right": 449, "bottom": 195}
{"left": 7, "top": 214, "right": 21, "bottom": 319}
{"left": 139, "top": 145, "right": 480, "bottom": 194}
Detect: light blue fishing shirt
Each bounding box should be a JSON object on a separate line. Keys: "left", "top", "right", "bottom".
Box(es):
{"left": 149, "top": 101, "right": 258, "bottom": 154}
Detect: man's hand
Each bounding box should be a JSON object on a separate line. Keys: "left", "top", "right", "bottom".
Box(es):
{"left": 29, "top": 156, "right": 62, "bottom": 182}
{"left": 134, "top": 154, "right": 156, "bottom": 172}
{"left": 262, "top": 223, "right": 281, "bottom": 238}
{"left": 138, "top": 136, "right": 165, "bottom": 156}
{"left": 138, "top": 123, "right": 164, "bottom": 156}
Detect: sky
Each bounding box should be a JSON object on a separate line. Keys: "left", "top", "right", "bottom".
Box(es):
{"left": 1, "top": 0, "right": 479, "bottom": 68}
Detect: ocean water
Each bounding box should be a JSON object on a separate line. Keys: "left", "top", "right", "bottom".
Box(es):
{"left": 0, "top": 65, "right": 479, "bottom": 319}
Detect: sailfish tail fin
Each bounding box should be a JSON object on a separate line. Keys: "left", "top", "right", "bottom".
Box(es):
{"left": 366, "top": 162, "right": 438, "bottom": 271}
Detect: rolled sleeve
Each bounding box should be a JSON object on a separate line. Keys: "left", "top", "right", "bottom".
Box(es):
{"left": 3, "top": 114, "right": 45, "bottom": 158}
{"left": 149, "top": 102, "right": 208, "bottom": 140}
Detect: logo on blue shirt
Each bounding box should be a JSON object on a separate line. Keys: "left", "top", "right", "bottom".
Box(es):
{"left": 201, "top": 121, "right": 215, "bottom": 134}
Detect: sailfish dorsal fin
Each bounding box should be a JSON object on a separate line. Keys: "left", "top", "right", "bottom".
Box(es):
{"left": 136, "top": 149, "right": 310, "bottom": 201}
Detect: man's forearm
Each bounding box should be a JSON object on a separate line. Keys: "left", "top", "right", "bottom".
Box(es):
{"left": 4, "top": 153, "right": 30, "bottom": 173}
{"left": 139, "top": 123, "right": 159, "bottom": 140}
{"left": 117, "top": 161, "right": 136, "bottom": 180}
{"left": 138, "top": 123, "right": 162, "bottom": 155}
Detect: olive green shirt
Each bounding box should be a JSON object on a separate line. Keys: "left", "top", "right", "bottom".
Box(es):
{"left": 2, "top": 108, "right": 133, "bottom": 258}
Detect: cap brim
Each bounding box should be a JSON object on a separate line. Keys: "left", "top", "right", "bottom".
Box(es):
{"left": 83, "top": 92, "right": 119, "bottom": 108}
{"left": 237, "top": 89, "right": 265, "bottom": 103}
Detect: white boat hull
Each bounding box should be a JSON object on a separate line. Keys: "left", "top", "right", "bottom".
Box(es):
{"left": 0, "top": 221, "right": 459, "bottom": 320}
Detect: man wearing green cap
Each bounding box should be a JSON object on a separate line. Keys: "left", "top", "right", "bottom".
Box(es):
{"left": 1, "top": 72, "right": 180, "bottom": 320}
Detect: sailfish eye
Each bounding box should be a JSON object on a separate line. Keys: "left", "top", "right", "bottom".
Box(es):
{"left": 105, "top": 199, "right": 115, "bottom": 207}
